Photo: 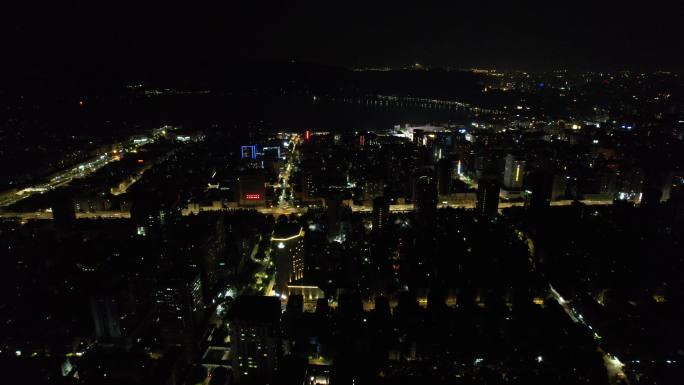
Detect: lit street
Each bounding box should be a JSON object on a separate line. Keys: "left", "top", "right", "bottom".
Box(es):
{"left": 0, "top": 127, "right": 172, "bottom": 208}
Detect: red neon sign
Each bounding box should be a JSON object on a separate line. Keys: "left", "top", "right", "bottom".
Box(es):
{"left": 305, "top": 130, "right": 310, "bottom": 141}
{"left": 244, "top": 193, "right": 262, "bottom": 200}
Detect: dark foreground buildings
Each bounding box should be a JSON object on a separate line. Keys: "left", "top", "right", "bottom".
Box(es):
{"left": 229, "top": 296, "right": 281, "bottom": 384}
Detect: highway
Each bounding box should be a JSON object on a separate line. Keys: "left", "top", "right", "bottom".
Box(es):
{"left": 0, "top": 127, "right": 173, "bottom": 209}
{"left": 0, "top": 153, "right": 120, "bottom": 208}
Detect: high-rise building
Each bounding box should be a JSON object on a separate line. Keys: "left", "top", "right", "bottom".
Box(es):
{"left": 90, "top": 295, "right": 125, "bottom": 341}
{"left": 414, "top": 175, "right": 438, "bottom": 225}
{"left": 299, "top": 160, "right": 320, "bottom": 201}
{"left": 503, "top": 154, "right": 525, "bottom": 190}
{"left": 301, "top": 170, "right": 316, "bottom": 200}
{"left": 202, "top": 214, "right": 227, "bottom": 298}
{"left": 437, "top": 158, "right": 453, "bottom": 196}
{"left": 473, "top": 155, "right": 492, "bottom": 179}
{"left": 230, "top": 296, "right": 281, "bottom": 384}
{"left": 326, "top": 193, "right": 344, "bottom": 241}
{"left": 526, "top": 171, "right": 554, "bottom": 212}
{"left": 154, "top": 271, "right": 204, "bottom": 346}
{"left": 372, "top": 196, "right": 390, "bottom": 233}
{"left": 272, "top": 223, "right": 305, "bottom": 294}
{"left": 476, "top": 176, "right": 500, "bottom": 218}
{"left": 90, "top": 279, "right": 153, "bottom": 350}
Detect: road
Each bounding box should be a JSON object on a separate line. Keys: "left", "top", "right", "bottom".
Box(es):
{"left": 0, "top": 211, "right": 131, "bottom": 221}
{"left": 275, "top": 135, "right": 299, "bottom": 210}
{"left": 549, "top": 285, "right": 630, "bottom": 384}
{"left": 518, "top": 225, "right": 630, "bottom": 384}
{"left": 0, "top": 198, "right": 614, "bottom": 221}
{"left": 0, "top": 154, "right": 120, "bottom": 208}
{"left": 350, "top": 199, "right": 612, "bottom": 213}
{"left": 0, "top": 126, "right": 174, "bottom": 208}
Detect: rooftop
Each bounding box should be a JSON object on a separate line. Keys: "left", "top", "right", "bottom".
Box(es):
{"left": 229, "top": 295, "right": 281, "bottom": 324}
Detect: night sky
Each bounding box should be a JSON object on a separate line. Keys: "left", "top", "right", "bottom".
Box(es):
{"left": 3, "top": 1, "right": 683, "bottom": 78}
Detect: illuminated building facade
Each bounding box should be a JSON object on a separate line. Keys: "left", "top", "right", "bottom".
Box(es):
{"left": 241, "top": 145, "right": 257, "bottom": 159}
{"left": 300, "top": 165, "right": 319, "bottom": 201}
{"left": 476, "top": 176, "right": 500, "bottom": 218}
{"left": 503, "top": 153, "right": 526, "bottom": 190}
{"left": 272, "top": 224, "right": 305, "bottom": 294}
{"left": 237, "top": 173, "right": 266, "bottom": 206}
